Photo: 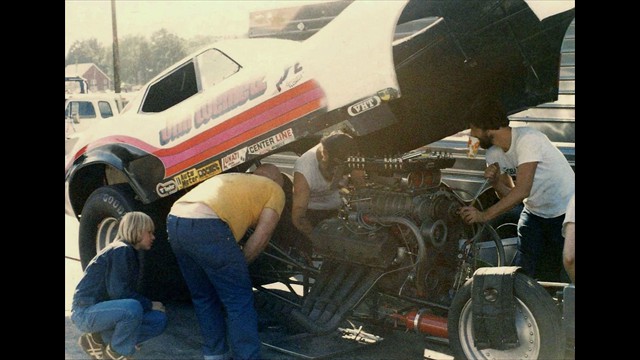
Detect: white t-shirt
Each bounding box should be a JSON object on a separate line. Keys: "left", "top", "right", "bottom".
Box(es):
{"left": 486, "top": 127, "right": 575, "bottom": 218}
{"left": 562, "top": 193, "right": 575, "bottom": 237}
{"left": 293, "top": 145, "right": 342, "bottom": 210}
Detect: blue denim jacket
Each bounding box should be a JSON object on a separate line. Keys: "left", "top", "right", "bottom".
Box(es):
{"left": 72, "top": 241, "right": 152, "bottom": 311}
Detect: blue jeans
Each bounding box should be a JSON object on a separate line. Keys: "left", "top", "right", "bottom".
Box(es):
{"left": 514, "top": 208, "right": 569, "bottom": 282}
{"left": 167, "top": 215, "right": 261, "bottom": 360}
{"left": 71, "top": 299, "right": 168, "bottom": 356}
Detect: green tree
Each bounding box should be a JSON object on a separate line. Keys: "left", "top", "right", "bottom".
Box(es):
{"left": 65, "top": 29, "right": 201, "bottom": 89}
{"left": 65, "top": 38, "right": 110, "bottom": 76}
{"left": 119, "top": 35, "right": 153, "bottom": 87}
{"left": 148, "top": 29, "right": 187, "bottom": 77}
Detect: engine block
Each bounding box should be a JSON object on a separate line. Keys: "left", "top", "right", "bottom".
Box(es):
{"left": 310, "top": 151, "right": 467, "bottom": 300}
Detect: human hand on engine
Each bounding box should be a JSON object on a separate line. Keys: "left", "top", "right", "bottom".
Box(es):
{"left": 484, "top": 162, "right": 501, "bottom": 186}
{"left": 459, "top": 206, "right": 486, "bottom": 224}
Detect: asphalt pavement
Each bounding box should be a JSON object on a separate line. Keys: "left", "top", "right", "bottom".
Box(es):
{"left": 65, "top": 215, "right": 453, "bottom": 359}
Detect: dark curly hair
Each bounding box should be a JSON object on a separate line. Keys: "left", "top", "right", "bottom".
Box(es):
{"left": 467, "top": 97, "right": 510, "bottom": 130}
{"left": 320, "top": 130, "right": 357, "bottom": 163}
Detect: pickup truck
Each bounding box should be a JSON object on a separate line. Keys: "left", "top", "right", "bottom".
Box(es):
{"left": 65, "top": 0, "right": 575, "bottom": 357}
{"left": 65, "top": 93, "right": 127, "bottom": 140}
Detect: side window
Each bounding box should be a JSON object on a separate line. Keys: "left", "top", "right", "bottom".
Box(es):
{"left": 69, "top": 101, "right": 97, "bottom": 119}
{"left": 98, "top": 101, "right": 114, "bottom": 118}
{"left": 141, "top": 62, "right": 198, "bottom": 113}
{"left": 196, "top": 49, "right": 241, "bottom": 91}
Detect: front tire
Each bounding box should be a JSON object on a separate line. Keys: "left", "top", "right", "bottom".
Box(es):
{"left": 448, "top": 272, "right": 563, "bottom": 360}
{"left": 78, "top": 184, "right": 188, "bottom": 301}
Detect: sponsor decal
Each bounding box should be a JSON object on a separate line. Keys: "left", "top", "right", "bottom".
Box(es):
{"left": 222, "top": 148, "right": 247, "bottom": 171}
{"left": 172, "top": 161, "right": 223, "bottom": 191}
{"left": 276, "top": 63, "right": 304, "bottom": 92}
{"left": 347, "top": 95, "right": 381, "bottom": 117}
{"left": 194, "top": 78, "right": 268, "bottom": 129}
{"left": 159, "top": 115, "right": 192, "bottom": 146}
{"left": 196, "top": 161, "right": 222, "bottom": 181}
{"left": 156, "top": 180, "right": 178, "bottom": 197}
{"left": 173, "top": 168, "right": 199, "bottom": 190}
{"left": 247, "top": 128, "right": 295, "bottom": 155}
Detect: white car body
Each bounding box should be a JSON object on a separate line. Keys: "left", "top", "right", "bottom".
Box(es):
{"left": 66, "top": 0, "right": 406, "bottom": 211}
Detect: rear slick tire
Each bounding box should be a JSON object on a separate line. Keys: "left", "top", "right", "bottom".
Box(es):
{"left": 448, "top": 272, "right": 563, "bottom": 360}
{"left": 78, "top": 184, "right": 138, "bottom": 269}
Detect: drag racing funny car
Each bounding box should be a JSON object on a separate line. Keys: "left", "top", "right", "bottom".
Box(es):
{"left": 64, "top": 1, "right": 575, "bottom": 358}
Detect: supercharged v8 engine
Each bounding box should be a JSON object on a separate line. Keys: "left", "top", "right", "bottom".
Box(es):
{"left": 289, "top": 151, "right": 480, "bottom": 334}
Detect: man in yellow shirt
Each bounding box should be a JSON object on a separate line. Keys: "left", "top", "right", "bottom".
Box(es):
{"left": 166, "top": 164, "right": 285, "bottom": 360}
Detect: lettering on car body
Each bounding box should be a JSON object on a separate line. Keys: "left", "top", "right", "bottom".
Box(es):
{"left": 172, "top": 161, "right": 223, "bottom": 191}
{"left": 347, "top": 95, "right": 381, "bottom": 117}
{"left": 222, "top": 148, "right": 247, "bottom": 171}
{"left": 159, "top": 115, "right": 192, "bottom": 146}
{"left": 247, "top": 128, "right": 295, "bottom": 155}
{"left": 156, "top": 180, "right": 178, "bottom": 197}
{"left": 197, "top": 161, "right": 222, "bottom": 180}
{"left": 276, "top": 63, "right": 303, "bottom": 92}
{"left": 193, "top": 78, "right": 268, "bottom": 129}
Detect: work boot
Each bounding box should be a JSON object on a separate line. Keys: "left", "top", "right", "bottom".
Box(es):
{"left": 78, "top": 333, "right": 105, "bottom": 359}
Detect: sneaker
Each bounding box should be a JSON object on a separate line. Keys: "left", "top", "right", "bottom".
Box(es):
{"left": 104, "top": 344, "right": 133, "bottom": 360}
{"left": 78, "top": 333, "right": 105, "bottom": 360}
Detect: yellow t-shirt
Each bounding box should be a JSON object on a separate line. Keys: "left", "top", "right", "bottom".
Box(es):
{"left": 174, "top": 173, "right": 285, "bottom": 241}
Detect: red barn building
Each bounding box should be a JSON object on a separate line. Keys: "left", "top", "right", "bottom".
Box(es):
{"left": 65, "top": 63, "right": 111, "bottom": 92}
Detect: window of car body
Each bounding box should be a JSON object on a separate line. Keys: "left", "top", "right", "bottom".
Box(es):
{"left": 140, "top": 48, "right": 240, "bottom": 113}
{"left": 196, "top": 49, "right": 241, "bottom": 91}
{"left": 97, "top": 101, "right": 114, "bottom": 118}
{"left": 141, "top": 61, "right": 199, "bottom": 113}
{"left": 66, "top": 101, "right": 96, "bottom": 119}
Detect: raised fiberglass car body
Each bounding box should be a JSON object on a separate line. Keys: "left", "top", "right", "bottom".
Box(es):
{"left": 64, "top": 0, "right": 575, "bottom": 298}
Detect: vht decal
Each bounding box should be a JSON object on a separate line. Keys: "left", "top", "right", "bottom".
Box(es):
{"left": 247, "top": 128, "right": 295, "bottom": 155}
{"left": 222, "top": 148, "right": 247, "bottom": 171}
{"left": 347, "top": 95, "right": 381, "bottom": 117}
{"left": 194, "top": 78, "right": 268, "bottom": 129}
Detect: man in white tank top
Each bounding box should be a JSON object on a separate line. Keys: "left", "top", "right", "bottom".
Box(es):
{"left": 292, "top": 131, "right": 363, "bottom": 246}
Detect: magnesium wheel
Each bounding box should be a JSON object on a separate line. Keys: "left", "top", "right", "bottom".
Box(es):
{"left": 448, "top": 272, "right": 563, "bottom": 360}
{"left": 78, "top": 184, "right": 188, "bottom": 301}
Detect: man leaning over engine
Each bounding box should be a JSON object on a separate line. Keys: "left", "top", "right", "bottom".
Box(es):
{"left": 458, "top": 98, "right": 575, "bottom": 283}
